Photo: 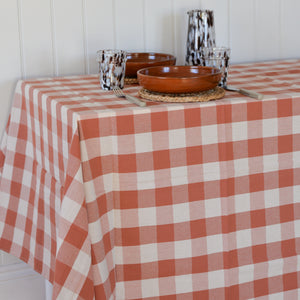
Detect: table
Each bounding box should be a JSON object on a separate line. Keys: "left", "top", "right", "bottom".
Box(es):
{"left": 1, "top": 59, "right": 300, "bottom": 299}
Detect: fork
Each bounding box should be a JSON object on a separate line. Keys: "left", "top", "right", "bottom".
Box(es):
{"left": 112, "top": 86, "right": 146, "bottom": 107}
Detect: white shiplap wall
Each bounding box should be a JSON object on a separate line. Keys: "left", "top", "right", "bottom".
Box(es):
{"left": 1, "top": 0, "right": 300, "bottom": 136}
{"left": 0, "top": 0, "right": 300, "bottom": 299}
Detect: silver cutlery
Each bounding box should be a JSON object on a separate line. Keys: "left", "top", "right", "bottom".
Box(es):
{"left": 112, "top": 86, "right": 146, "bottom": 107}
{"left": 224, "top": 85, "right": 264, "bottom": 100}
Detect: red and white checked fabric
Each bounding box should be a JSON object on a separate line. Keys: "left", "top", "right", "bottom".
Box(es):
{"left": 1, "top": 59, "right": 300, "bottom": 299}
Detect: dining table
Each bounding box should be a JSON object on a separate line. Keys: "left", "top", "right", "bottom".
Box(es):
{"left": 0, "top": 59, "right": 300, "bottom": 300}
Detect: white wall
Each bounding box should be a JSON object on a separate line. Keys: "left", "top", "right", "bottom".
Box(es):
{"left": 1, "top": 0, "right": 300, "bottom": 299}
{"left": 1, "top": 0, "right": 300, "bottom": 138}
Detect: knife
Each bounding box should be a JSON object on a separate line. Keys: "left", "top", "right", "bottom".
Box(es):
{"left": 224, "top": 85, "right": 264, "bottom": 100}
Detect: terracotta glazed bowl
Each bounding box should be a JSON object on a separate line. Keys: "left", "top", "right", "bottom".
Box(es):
{"left": 137, "top": 65, "right": 222, "bottom": 94}
{"left": 126, "top": 52, "right": 176, "bottom": 78}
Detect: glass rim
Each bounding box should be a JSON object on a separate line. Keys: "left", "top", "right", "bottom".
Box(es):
{"left": 187, "top": 9, "right": 214, "bottom": 15}
{"left": 197, "top": 47, "right": 231, "bottom": 53}
{"left": 201, "top": 57, "right": 229, "bottom": 61}
{"left": 96, "top": 49, "right": 127, "bottom": 62}
{"left": 97, "top": 49, "right": 127, "bottom": 54}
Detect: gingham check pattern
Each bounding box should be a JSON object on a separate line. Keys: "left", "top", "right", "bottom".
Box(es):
{"left": 1, "top": 59, "right": 300, "bottom": 300}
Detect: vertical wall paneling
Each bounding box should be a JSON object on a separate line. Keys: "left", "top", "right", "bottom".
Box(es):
{"left": 50, "top": 0, "right": 59, "bottom": 76}
{"left": 254, "top": 0, "right": 281, "bottom": 61}
{"left": 201, "top": 0, "right": 229, "bottom": 48}
{"left": 0, "top": 1, "right": 22, "bottom": 137}
{"left": 173, "top": 0, "right": 201, "bottom": 65}
{"left": 144, "top": 0, "right": 175, "bottom": 55}
{"left": 281, "top": 0, "right": 300, "bottom": 59}
{"left": 114, "top": 0, "right": 144, "bottom": 51}
{"left": 21, "top": 0, "right": 55, "bottom": 78}
{"left": 85, "top": 0, "right": 115, "bottom": 74}
{"left": 229, "top": 0, "right": 256, "bottom": 63}
{"left": 52, "top": 0, "right": 86, "bottom": 75}
{"left": 17, "top": 0, "right": 25, "bottom": 79}
{"left": 82, "top": 0, "right": 89, "bottom": 74}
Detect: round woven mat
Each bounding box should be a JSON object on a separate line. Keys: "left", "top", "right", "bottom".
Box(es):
{"left": 138, "top": 86, "right": 225, "bottom": 103}
{"left": 125, "top": 77, "right": 139, "bottom": 84}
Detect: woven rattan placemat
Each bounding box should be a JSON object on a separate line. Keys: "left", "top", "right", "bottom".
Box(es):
{"left": 125, "top": 77, "right": 139, "bottom": 84}
{"left": 138, "top": 86, "right": 225, "bottom": 103}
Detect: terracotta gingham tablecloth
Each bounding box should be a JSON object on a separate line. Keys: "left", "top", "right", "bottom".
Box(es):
{"left": 1, "top": 60, "right": 300, "bottom": 299}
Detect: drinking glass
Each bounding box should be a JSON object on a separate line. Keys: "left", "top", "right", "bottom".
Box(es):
{"left": 198, "top": 47, "right": 231, "bottom": 87}
{"left": 96, "top": 49, "right": 127, "bottom": 90}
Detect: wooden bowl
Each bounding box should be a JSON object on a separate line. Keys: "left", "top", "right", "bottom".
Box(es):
{"left": 126, "top": 53, "right": 176, "bottom": 78}
{"left": 137, "top": 66, "right": 222, "bottom": 94}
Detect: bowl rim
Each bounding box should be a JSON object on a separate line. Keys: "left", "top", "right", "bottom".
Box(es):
{"left": 137, "top": 65, "right": 221, "bottom": 80}
{"left": 126, "top": 52, "right": 176, "bottom": 63}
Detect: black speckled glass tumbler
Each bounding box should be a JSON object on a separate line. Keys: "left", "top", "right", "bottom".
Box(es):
{"left": 97, "top": 49, "right": 127, "bottom": 90}
{"left": 199, "top": 47, "right": 231, "bottom": 87}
